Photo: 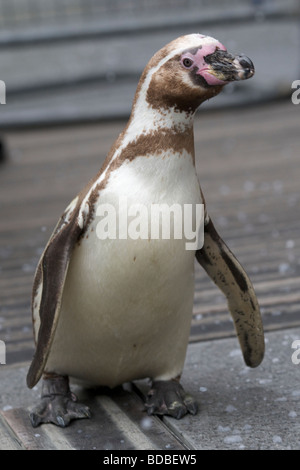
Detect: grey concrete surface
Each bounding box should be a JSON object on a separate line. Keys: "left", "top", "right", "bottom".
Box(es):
{"left": 162, "top": 327, "right": 300, "bottom": 450}
{"left": 1, "top": 327, "right": 300, "bottom": 449}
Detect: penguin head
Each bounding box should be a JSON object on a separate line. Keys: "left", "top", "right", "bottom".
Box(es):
{"left": 141, "top": 34, "right": 254, "bottom": 113}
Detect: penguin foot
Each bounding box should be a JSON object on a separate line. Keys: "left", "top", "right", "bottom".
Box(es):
{"left": 145, "top": 380, "right": 198, "bottom": 419}
{"left": 29, "top": 374, "right": 91, "bottom": 428}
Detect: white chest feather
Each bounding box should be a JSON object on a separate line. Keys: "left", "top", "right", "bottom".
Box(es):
{"left": 46, "top": 152, "right": 202, "bottom": 387}
{"left": 102, "top": 150, "right": 200, "bottom": 207}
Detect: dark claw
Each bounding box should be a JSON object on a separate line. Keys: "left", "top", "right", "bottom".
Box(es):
{"left": 29, "top": 397, "right": 91, "bottom": 428}
{"left": 80, "top": 407, "right": 92, "bottom": 418}
{"left": 29, "top": 412, "right": 42, "bottom": 428}
{"left": 184, "top": 395, "right": 198, "bottom": 415}
{"left": 29, "top": 375, "right": 91, "bottom": 428}
{"left": 56, "top": 415, "right": 67, "bottom": 428}
{"left": 145, "top": 380, "right": 198, "bottom": 420}
{"left": 168, "top": 401, "right": 187, "bottom": 419}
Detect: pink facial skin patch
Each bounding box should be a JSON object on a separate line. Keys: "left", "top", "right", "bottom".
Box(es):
{"left": 181, "top": 41, "right": 228, "bottom": 86}
{"left": 199, "top": 70, "right": 228, "bottom": 86}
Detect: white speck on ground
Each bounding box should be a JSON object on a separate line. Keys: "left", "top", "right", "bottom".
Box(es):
{"left": 242, "top": 424, "right": 252, "bottom": 431}
{"left": 224, "top": 435, "right": 243, "bottom": 444}
{"left": 140, "top": 416, "right": 153, "bottom": 431}
{"left": 229, "top": 349, "right": 242, "bottom": 358}
{"left": 2, "top": 405, "right": 12, "bottom": 411}
{"left": 286, "top": 240, "right": 295, "bottom": 249}
{"left": 217, "top": 425, "right": 231, "bottom": 433}
{"left": 225, "top": 405, "right": 237, "bottom": 413}
{"left": 258, "top": 378, "right": 272, "bottom": 385}
{"left": 278, "top": 263, "right": 290, "bottom": 274}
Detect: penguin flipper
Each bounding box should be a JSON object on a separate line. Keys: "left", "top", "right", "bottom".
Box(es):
{"left": 196, "top": 218, "right": 264, "bottom": 368}
{"left": 27, "top": 198, "right": 84, "bottom": 388}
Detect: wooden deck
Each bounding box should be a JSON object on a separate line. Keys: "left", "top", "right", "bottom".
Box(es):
{"left": 0, "top": 100, "right": 300, "bottom": 449}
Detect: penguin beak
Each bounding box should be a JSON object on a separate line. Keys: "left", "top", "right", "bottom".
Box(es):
{"left": 204, "top": 49, "right": 255, "bottom": 83}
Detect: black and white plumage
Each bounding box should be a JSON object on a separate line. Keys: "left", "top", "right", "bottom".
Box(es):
{"left": 27, "top": 34, "right": 264, "bottom": 427}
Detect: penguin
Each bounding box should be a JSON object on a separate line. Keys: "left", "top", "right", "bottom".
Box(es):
{"left": 27, "top": 34, "right": 264, "bottom": 427}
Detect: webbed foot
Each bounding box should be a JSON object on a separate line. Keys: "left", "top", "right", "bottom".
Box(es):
{"left": 29, "top": 374, "right": 91, "bottom": 427}
{"left": 145, "top": 380, "right": 198, "bottom": 419}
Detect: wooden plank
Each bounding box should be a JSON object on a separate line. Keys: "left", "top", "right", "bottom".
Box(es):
{"left": 2, "top": 408, "right": 74, "bottom": 450}
{"left": 0, "top": 412, "right": 23, "bottom": 450}
{"left": 97, "top": 395, "right": 173, "bottom": 450}
{"left": 0, "top": 382, "right": 185, "bottom": 450}
{"left": 97, "top": 396, "right": 160, "bottom": 450}
{"left": 73, "top": 386, "right": 185, "bottom": 450}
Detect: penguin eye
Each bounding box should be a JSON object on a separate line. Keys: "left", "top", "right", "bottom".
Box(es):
{"left": 182, "top": 57, "right": 194, "bottom": 69}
